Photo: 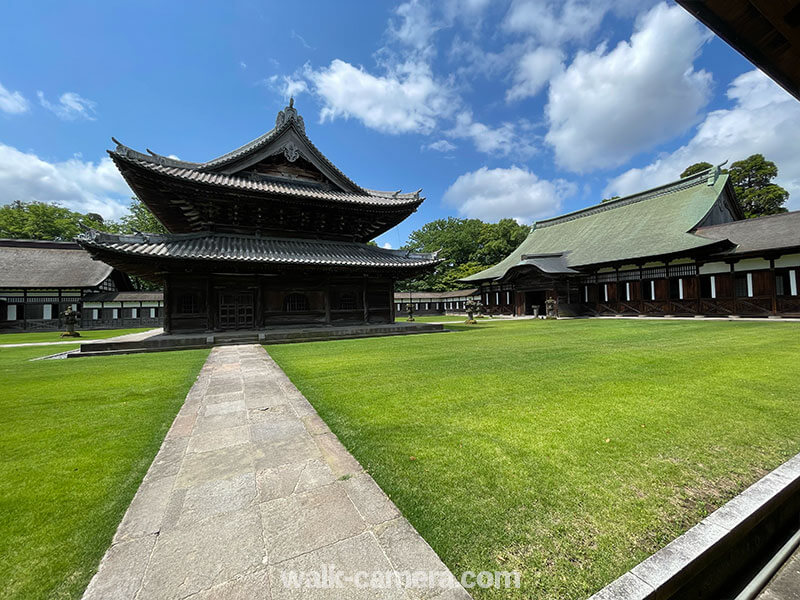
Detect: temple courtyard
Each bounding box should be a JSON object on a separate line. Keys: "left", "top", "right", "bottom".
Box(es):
{"left": 1, "top": 319, "right": 799, "bottom": 599}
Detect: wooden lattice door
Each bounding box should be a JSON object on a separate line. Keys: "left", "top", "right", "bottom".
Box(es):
{"left": 218, "top": 292, "right": 254, "bottom": 329}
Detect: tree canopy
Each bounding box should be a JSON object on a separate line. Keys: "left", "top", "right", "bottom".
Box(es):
{"left": 0, "top": 198, "right": 167, "bottom": 240}
{"left": 0, "top": 201, "right": 107, "bottom": 240}
{"left": 728, "top": 154, "right": 789, "bottom": 218}
{"left": 116, "top": 198, "right": 168, "bottom": 234}
{"left": 680, "top": 162, "right": 713, "bottom": 178}
{"left": 680, "top": 154, "right": 789, "bottom": 218}
{"left": 397, "top": 217, "right": 530, "bottom": 291}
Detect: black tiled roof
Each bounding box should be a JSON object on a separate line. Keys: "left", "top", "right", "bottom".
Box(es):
{"left": 77, "top": 230, "right": 441, "bottom": 269}
{"left": 109, "top": 152, "right": 423, "bottom": 208}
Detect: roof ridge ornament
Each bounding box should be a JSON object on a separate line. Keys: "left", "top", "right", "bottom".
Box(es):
{"left": 275, "top": 97, "right": 306, "bottom": 134}
{"left": 283, "top": 142, "right": 300, "bottom": 162}
{"left": 707, "top": 160, "right": 728, "bottom": 186}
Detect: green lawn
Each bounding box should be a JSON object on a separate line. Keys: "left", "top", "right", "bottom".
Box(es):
{"left": 396, "top": 315, "right": 489, "bottom": 323}
{"left": 0, "top": 327, "right": 155, "bottom": 345}
{"left": 0, "top": 345, "right": 208, "bottom": 600}
{"left": 268, "top": 320, "right": 800, "bottom": 599}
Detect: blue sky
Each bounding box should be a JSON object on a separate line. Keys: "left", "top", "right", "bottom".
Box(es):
{"left": 1, "top": 0, "right": 798, "bottom": 249}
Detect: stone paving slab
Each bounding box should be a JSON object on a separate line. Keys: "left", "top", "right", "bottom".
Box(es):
{"left": 83, "top": 344, "right": 471, "bottom": 600}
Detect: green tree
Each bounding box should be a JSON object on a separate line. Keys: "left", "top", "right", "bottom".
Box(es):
{"left": 0, "top": 201, "right": 106, "bottom": 240}
{"left": 680, "top": 162, "right": 713, "bottom": 178}
{"left": 115, "top": 198, "right": 168, "bottom": 234}
{"left": 397, "top": 217, "right": 531, "bottom": 291}
{"left": 728, "top": 154, "right": 789, "bottom": 218}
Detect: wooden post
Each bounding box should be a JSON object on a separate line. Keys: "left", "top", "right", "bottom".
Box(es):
{"left": 163, "top": 274, "right": 172, "bottom": 334}
{"left": 205, "top": 276, "right": 214, "bottom": 332}
{"left": 695, "top": 263, "right": 702, "bottom": 315}
{"left": 730, "top": 261, "right": 737, "bottom": 315}
{"left": 769, "top": 258, "right": 778, "bottom": 316}
{"left": 390, "top": 280, "right": 396, "bottom": 323}
{"left": 324, "top": 279, "right": 331, "bottom": 325}
{"left": 22, "top": 289, "right": 27, "bottom": 331}
{"left": 362, "top": 277, "right": 369, "bottom": 323}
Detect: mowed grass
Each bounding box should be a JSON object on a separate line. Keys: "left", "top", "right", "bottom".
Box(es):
{"left": 396, "top": 315, "right": 487, "bottom": 323}
{"left": 268, "top": 320, "right": 800, "bottom": 599}
{"left": 0, "top": 327, "right": 155, "bottom": 345}
{"left": 0, "top": 345, "right": 208, "bottom": 600}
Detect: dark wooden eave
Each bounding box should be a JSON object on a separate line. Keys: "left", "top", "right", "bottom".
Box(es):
{"left": 76, "top": 229, "right": 442, "bottom": 282}
{"left": 677, "top": 0, "right": 800, "bottom": 101}
{"left": 110, "top": 152, "right": 423, "bottom": 241}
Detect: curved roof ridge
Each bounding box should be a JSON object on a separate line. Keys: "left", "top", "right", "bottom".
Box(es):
{"left": 110, "top": 101, "right": 373, "bottom": 195}
{"left": 535, "top": 168, "right": 716, "bottom": 229}
{"left": 77, "top": 228, "right": 440, "bottom": 260}
{"left": 363, "top": 188, "right": 422, "bottom": 200}
{"left": 109, "top": 151, "right": 424, "bottom": 208}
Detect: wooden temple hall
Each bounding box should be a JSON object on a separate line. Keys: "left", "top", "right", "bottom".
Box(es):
{"left": 462, "top": 166, "right": 800, "bottom": 318}
{"left": 77, "top": 100, "right": 440, "bottom": 333}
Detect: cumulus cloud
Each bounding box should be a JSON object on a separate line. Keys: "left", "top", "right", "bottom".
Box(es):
{"left": 545, "top": 2, "right": 712, "bottom": 172}
{"left": 0, "top": 82, "right": 29, "bottom": 114}
{"left": 443, "top": 165, "right": 574, "bottom": 223}
{"left": 0, "top": 143, "right": 131, "bottom": 220}
{"left": 382, "top": 242, "right": 393, "bottom": 249}
{"left": 425, "top": 140, "right": 457, "bottom": 152}
{"left": 503, "top": 0, "right": 645, "bottom": 46}
{"left": 306, "top": 59, "right": 454, "bottom": 134}
{"left": 606, "top": 69, "right": 800, "bottom": 210}
{"left": 506, "top": 47, "right": 564, "bottom": 101}
{"left": 447, "top": 111, "right": 534, "bottom": 157}
{"left": 38, "top": 91, "right": 98, "bottom": 121}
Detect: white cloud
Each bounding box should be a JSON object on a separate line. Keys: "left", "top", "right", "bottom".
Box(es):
{"left": 283, "top": 76, "right": 308, "bottom": 98}
{"left": 382, "top": 242, "right": 393, "bottom": 249}
{"left": 443, "top": 165, "right": 574, "bottom": 223}
{"left": 606, "top": 69, "right": 800, "bottom": 210}
{"left": 506, "top": 47, "right": 564, "bottom": 101}
{"left": 38, "top": 91, "right": 98, "bottom": 121}
{"left": 306, "top": 59, "right": 454, "bottom": 134}
{"left": 0, "top": 82, "right": 29, "bottom": 114}
{"left": 503, "top": 0, "right": 644, "bottom": 46}
{"left": 544, "top": 2, "right": 712, "bottom": 173}
{"left": 389, "top": 0, "right": 439, "bottom": 56}
{"left": 447, "top": 111, "right": 534, "bottom": 157}
{"left": 0, "top": 143, "right": 131, "bottom": 220}
{"left": 425, "top": 140, "right": 457, "bottom": 152}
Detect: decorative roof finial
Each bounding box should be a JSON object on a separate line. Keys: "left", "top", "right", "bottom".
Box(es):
{"left": 275, "top": 98, "right": 305, "bottom": 134}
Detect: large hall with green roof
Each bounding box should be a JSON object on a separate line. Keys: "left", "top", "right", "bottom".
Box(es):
{"left": 461, "top": 165, "right": 800, "bottom": 318}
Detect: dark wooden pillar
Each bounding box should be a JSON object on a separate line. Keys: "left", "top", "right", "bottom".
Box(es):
{"left": 390, "top": 280, "right": 395, "bottom": 323}
{"left": 324, "top": 280, "right": 331, "bottom": 325}
{"left": 695, "top": 263, "right": 702, "bottom": 315}
{"left": 362, "top": 277, "right": 369, "bottom": 323}
{"left": 769, "top": 258, "right": 778, "bottom": 315}
{"left": 729, "top": 261, "right": 737, "bottom": 315}
{"left": 255, "top": 279, "right": 263, "bottom": 329}
{"left": 163, "top": 275, "right": 172, "bottom": 334}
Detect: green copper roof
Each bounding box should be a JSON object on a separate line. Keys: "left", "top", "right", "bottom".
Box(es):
{"left": 462, "top": 170, "right": 732, "bottom": 282}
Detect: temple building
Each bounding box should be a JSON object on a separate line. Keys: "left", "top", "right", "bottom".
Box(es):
{"left": 77, "top": 100, "right": 439, "bottom": 333}
{"left": 0, "top": 239, "right": 163, "bottom": 331}
{"left": 393, "top": 289, "right": 480, "bottom": 316}
{"left": 462, "top": 166, "right": 800, "bottom": 318}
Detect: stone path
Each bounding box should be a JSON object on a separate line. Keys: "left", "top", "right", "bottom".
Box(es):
{"left": 83, "top": 344, "right": 470, "bottom": 600}
{"left": 0, "top": 327, "right": 162, "bottom": 348}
